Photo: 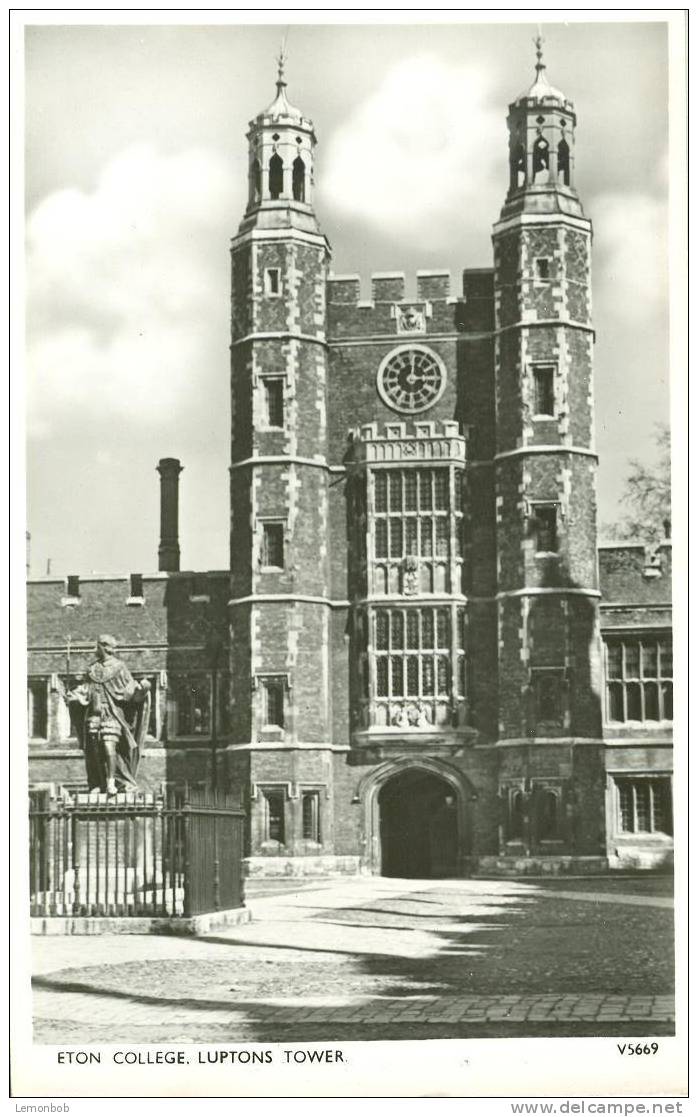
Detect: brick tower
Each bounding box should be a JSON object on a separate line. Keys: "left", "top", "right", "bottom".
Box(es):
{"left": 492, "top": 38, "right": 605, "bottom": 859}
{"left": 227, "top": 56, "right": 336, "bottom": 866}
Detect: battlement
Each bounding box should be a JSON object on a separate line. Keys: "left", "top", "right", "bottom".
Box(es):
{"left": 326, "top": 268, "right": 493, "bottom": 338}
{"left": 327, "top": 269, "right": 458, "bottom": 306}
{"left": 349, "top": 420, "right": 466, "bottom": 466}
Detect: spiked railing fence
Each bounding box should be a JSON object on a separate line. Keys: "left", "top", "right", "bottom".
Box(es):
{"left": 29, "top": 786, "right": 245, "bottom": 918}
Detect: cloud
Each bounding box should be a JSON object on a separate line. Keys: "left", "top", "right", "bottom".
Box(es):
{"left": 26, "top": 144, "right": 240, "bottom": 437}
{"left": 590, "top": 192, "right": 668, "bottom": 324}
{"left": 321, "top": 56, "right": 503, "bottom": 249}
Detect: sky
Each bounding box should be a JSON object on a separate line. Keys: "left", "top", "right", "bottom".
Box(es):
{"left": 23, "top": 18, "right": 672, "bottom": 578}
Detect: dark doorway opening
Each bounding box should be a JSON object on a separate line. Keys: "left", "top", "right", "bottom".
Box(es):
{"left": 378, "top": 769, "right": 458, "bottom": 878}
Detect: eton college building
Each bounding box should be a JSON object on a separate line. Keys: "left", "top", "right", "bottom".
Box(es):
{"left": 26, "top": 49, "right": 673, "bottom": 879}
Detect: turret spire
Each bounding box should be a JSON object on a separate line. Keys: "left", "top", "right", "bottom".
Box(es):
{"left": 534, "top": 29, "right": 545, "bottom": 79}
{"left": 276, "top": 38, "right": 287, "bottom": 93}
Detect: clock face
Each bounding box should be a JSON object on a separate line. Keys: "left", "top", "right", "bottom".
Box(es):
{"left": 377, "top": 347, "right": 446, "bottom": 414}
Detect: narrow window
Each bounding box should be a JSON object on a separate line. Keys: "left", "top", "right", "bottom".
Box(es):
{"left": 535, "top": 674, "right": 560, "bottom": 721}
{"left": 292, "top": 155, "right": 306, "bottom": 202}
{"left": 262, "top": 678, "right": 285, "bottom": 728}
{"left": 509, "top": 789, "right": 524, "bottom": 840}
{"left": 557, "top": 138, "right": 570, "bottom": 185}
{"left": 512, "top": 142, "right": 526, "bottom": 189}
{"left": 252, "top": 157, "right": 262, "bottom": 204}
{"left": 27, "top": 678, "right": 48, "bottom": 739}
{"left": 536, "top": 789, "right": 558, "bottom": 840}
{"left": 263, "top": 378, "right": 284, "bottom": 427}
{"left": 534, "top": 506, "right": 558, "bottom": 553}
{"left": 66, "top": 574, "right": 80, "bottom": 598}
{"left": 535, "top": 257, "right": 550, "bottom": 280}
{"left": 533, "top": 365, "right": 555, "bottom": 416}
{"left": 172, "top": 674, "right": 211, "bottom": 736}
{"left": 264, "top": 267, "right": 281, "bottom": 296}
{"left": 532, "top": 136, "right": 549, "bottom": 177}
{"left": 264, "top": 791, "right": 285, "bottom": 842}
{"left": 301, "top": 791, "right": 321, "bottom": 842}
{"left": 261, "top": 522, "right": 284, "bottom": 568}
{"left": 129, "top": 573, "right": 143, "bottom": 598}
{"left": 269, "top": 153, "right": 283, "bottom": 199}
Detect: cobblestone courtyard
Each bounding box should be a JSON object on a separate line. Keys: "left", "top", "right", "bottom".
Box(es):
{"left": 32, "top": 875, "right": 674, "bottom": 1043}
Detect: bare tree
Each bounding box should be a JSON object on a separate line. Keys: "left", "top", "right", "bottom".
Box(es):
{"left": 603, "top": 424, "right": 671, "bottom": 544}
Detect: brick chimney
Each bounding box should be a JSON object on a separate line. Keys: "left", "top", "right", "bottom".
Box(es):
{"left": 157, "top": 458, "right": 183, "bottom": 572}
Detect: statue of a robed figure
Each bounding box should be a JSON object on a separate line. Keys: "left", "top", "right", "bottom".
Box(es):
{"left": 64, "top": 634, "right": 151, "bottom": 794}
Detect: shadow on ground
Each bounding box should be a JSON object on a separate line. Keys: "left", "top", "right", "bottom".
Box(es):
{"left": 32, "top": 876, "right": 675, "bottom": 1043}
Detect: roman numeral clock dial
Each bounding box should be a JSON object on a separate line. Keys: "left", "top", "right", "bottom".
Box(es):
{"left": 377, "top": 346, "right": 447, "bottom": 414}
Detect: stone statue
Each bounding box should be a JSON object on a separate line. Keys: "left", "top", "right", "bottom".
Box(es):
{"left": 65, "top": 635, "right": 151, "bottom": 794}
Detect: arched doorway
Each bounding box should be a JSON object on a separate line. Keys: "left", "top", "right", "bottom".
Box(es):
{"left": 378, "top": 769, "right": 459, "bottom": 878}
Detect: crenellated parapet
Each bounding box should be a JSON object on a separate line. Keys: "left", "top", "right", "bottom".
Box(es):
{"left": 326, "top": 269, "right": 491, "bottom": 340}
{"left": 349, "top": 420, "right": 466, "bottom": 467}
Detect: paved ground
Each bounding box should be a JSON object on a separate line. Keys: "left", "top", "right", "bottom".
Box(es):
{"left": 32, "top": 874, "right": 675, "bottom": 1043}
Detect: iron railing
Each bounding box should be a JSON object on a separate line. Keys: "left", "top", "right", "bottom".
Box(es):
{"left": 29, "top": 786, "right": 245, "bottom": 918}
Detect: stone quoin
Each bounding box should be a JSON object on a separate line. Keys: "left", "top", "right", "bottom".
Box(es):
{"left": 27, "top": 41, "right": 673, "bottom": 877}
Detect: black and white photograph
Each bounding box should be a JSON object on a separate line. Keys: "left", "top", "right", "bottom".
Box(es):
{"left": 11, "top": 10, "right": 686, "bottom": 1101}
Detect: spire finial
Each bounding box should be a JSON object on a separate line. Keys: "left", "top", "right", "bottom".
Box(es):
{"left": 276, "top": 34, "right": 288, "bottom": 92}
{"left": 534, "top": 27, "right": 545, "bottom": 76}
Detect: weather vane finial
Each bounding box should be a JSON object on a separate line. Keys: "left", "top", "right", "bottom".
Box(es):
{"left": 534, "top": 26, "right": 545, "bottom": 75}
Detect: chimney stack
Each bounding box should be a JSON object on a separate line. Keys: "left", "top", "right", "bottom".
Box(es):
{"left": 157, "top": 458, "right": 183, "bottom": 572}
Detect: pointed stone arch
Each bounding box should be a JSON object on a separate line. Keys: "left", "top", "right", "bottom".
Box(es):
{"left": 358, "top": 755, "right": 475, "bottom": 876}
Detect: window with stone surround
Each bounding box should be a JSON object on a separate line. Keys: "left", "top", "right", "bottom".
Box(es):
{"left": 261, "top": 521, "right": 285, "bottom": 569}
{"left": 261, "top": 677, "right": 285, "bottom": 728}
{"left": 360, "top": 605, "right": 466, "bottom": 729}
{"left": 507, "top": 788, "right": 525, "bottom": 841}
{"left": 532, "top": 503, "right": 559, "bottom": 553}
{"left": 301, "top": 790, "right": 321, "bottom": 842}
{"left": 533, "top": 364, "right": 555, "bottom": 417}
{"left": 27, "top": 677, "right": 48, "bottom": 739}
{"left": 532, "top": 669, "right": 564, "bottom": 724}
{"left": 168, "top": 673, "right": 211, "bottom": 737}
{"left": 262, "top": 789, "right": 286, "bottom": 843}
{"left": 534, "top": 788, "right": 560, "bottom": 841}
{"left": 535, "top": 257, "right": 551, "bottom": 281}
{"left": 604, "top": 635, "right": 672, "bottom": 723}
{"left": 615, "top": 777, "right": 672, "bottom": 836}
{"left": 371, "top": 467, "right": 463, "bottom": 595}
{"left": 264, "top": 267, "right": 281, "bottom": 296}
{"left": 262, "top": 377, "right": 284, "bottom": 428}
